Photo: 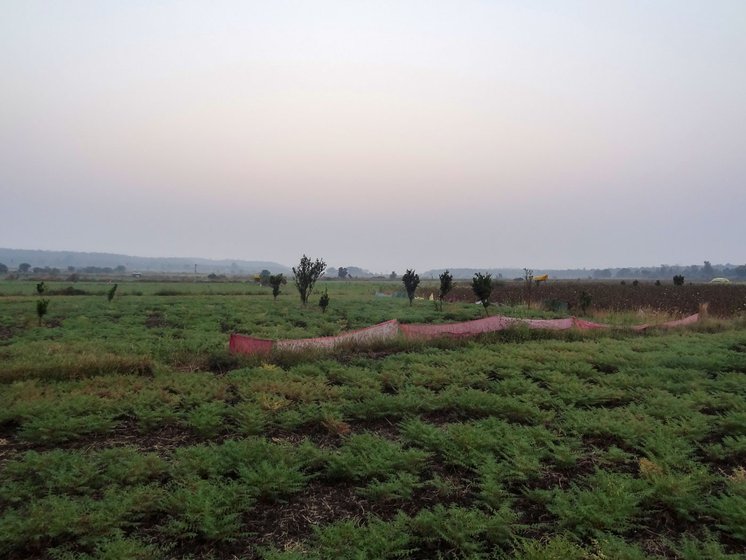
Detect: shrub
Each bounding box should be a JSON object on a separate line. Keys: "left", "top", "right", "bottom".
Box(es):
{"left": 471, "top": 273, "right": 493, "bottom": 314}
{"left": 358, "top": 472, "right": 422, "bottom": 502}
{"left": 319, "top": 288, "right": 330, "bottom": 313}
{"left": 548, "top": 470, "right": 647, "bottom": 536}
{"left": 269, "top": 273, "right": 286, "bottom": 300}
{"left": 293, "top": 255, "right": 326, "bottom": 305}
{"left": 411, "top": 504, "right": 516, "bottom": 555}
{"left": 311, "top": 514, "right": 414, "bottom": 560}
{"left": 673, "top": 275, "right": 685, "bottom": 286}
{"left": 325, "top": 433, "right": 429, "bottom": 481}
{"left": 438, "top": 270, "right": 453, "bottom": 311}
{"left": 402, "top": 269, "right": 420, "bottom": 305}
{"left": 164, "top": 479, "right": 254, "bottom": 541}
{"left": 36, "top": 298, "right": 50, "bottom": 326}
{"left": 106, "top": 283, "right": 117, "bottom": 302}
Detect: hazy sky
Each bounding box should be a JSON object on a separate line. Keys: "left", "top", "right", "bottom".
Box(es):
{"left": 2, "top": 1, "right": 745, "bottom": 272}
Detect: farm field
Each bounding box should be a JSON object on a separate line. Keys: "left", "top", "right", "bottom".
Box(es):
{"left": 1, "top": 280, "right": 746, "bottom": 559}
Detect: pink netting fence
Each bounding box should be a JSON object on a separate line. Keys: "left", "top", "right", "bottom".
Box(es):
{"left": 229, "top": 314, "right": 699, "bottom": 355}
{"left": 275, "top": 319, "right": 400, "bottom": 352}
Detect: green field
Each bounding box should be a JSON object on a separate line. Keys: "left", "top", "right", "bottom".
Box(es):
{"left": 1, "top": 280, "right": 745, "bottom": 559}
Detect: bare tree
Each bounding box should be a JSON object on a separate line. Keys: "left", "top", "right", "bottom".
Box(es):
{"left": 523, "top": 268, "right": 534, "bottom": 309}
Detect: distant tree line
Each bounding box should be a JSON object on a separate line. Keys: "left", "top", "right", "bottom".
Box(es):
{"left": 602, "top": 261, "right": 746, "bottom": 280}
{"left": 0, "top": 263, "right": 128, "bottom": 276}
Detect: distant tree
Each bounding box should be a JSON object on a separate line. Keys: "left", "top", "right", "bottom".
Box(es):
{"left": 293, "top": 255, "right": 326, "bottom": 305}
{"left": 115, "top": 265, "right": 126, "bottom": 273}
{"left": 259, "top": 269, "right": 272, "bottom": 287}
{"left": 67, "top": 266, "right": 76, "bottom": 272}
{"left": 269, "top": 273, "right": 287, "bottom": 300}
{"left": 673, "top": 275, "right": 685, "bottom": 286}
{"left": 0, "top": 263, "right": 7, "bottom": 274}
{"left": 36, "top": 298, "right": 49, "bottom": 326}
{"left": 402, "top": 269, "right": 420, "bottom": 306}
{"left": 107, "top": 284, "right": 118, "bottom": 302}
{"left": 36, "top": 281, "right": 46, "bottom": 295}
{"left": 703, "top": 261, "right": 714, "bottom": 279}
{"left": 18, "top": 263, "right": 31, "bottom": 273}
{"left": 735, "top": 265, "right": 746, "bottom": 279}
{"left": 389, "top": 271, "right": 397, "bottom": 280}
{"left": 471, "top": 273, "right": 493, "bottom": 315}
{"left": 523, "top": 268, "right": 534, "bottom": 309}
{"left": 337, "top": 267, "right": 349, "bottom": 279}
{"left": 319, "top": 288, "right": 330, "bottom": 313}
{"left": 438, "top": 270, "right": 453, "bottom": 311}
{"left": 579, "top": 291, "right": 592, "bottom": 315}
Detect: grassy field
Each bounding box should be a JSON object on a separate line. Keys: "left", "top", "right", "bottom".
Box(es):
{"left": 1, "top": 280, "right": 745, "bottom": 559}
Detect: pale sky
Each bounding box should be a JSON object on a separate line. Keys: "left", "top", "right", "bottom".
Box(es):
{"left": 1, "top": 1, "right": 745, "bottom": 272}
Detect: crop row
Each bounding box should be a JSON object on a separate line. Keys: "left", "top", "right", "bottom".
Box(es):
{"left": 447, "top": 282, "right": 746, "bottom": 316}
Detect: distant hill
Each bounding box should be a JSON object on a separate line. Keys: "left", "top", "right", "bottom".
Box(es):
{"left": 0, "top": 248, "right": 291, "bottom": 275}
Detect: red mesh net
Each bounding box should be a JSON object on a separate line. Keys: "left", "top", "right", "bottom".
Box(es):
{"left": 229, "top": 314, "right": 699, "bottom": 355}
{"left": 229, "top": 334, "right": 273, "bottom": 355}
{"left": 275, "top": 320, "right": 400, "bottom": 352}
{"left": 633, "top": 313, "right": 700, "bottom": 332}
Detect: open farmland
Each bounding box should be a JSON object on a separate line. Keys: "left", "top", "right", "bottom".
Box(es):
{"left": 1, "top": 280, "right": 746, "bottom": 559}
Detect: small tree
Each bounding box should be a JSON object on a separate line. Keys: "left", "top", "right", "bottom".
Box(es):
{"left": 703, "top": 261, "right": 714, "bottom": 279}
{"left": 259, "top": 269, "right": 272, "bottom": 287}
{"left": 269, "top": 273, "right": 286, "bottom": 300}
{"left": 402, "top": 269, "right": 420, "bottom": 305}
{"left": 36, "top": 298, "right": 49, "bottom": 326}
{"left": 0, "top": 263, "right": 8, "bottom": 274}
{"left": 389, "top": 271, "right": 397, "bottom": 280}
{"left": 471, "top": 273, "right": 493, "bottom": 315}
{"left": 19, "top": 263, "right": 31, "bottom": 274}
{"left": 337, "top": 267, "right": 349, "bottom": 279}
{"left": 523, "top": 268, "right": 534, "bottom": 309}
{"left": 107, "top": 283, "right": 118, "bottom": 302}
{"left": 36, "top": 281, "right": 46, "bottom": 295}
{"left": 319, "top": 288, "right": 330, "bottom": 313}
{"left": 438, "top": 270, "right": 453, "bottom": 311}
{"left": 673, "top": 275, "right": 685, "bottom": 286}
{"left": 293, "top": 255, "right": 326, "bottom": 305}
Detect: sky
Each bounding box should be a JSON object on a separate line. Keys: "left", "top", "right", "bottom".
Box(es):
{"left": 1, "top": 1, "right": 745, "bottom": 273}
